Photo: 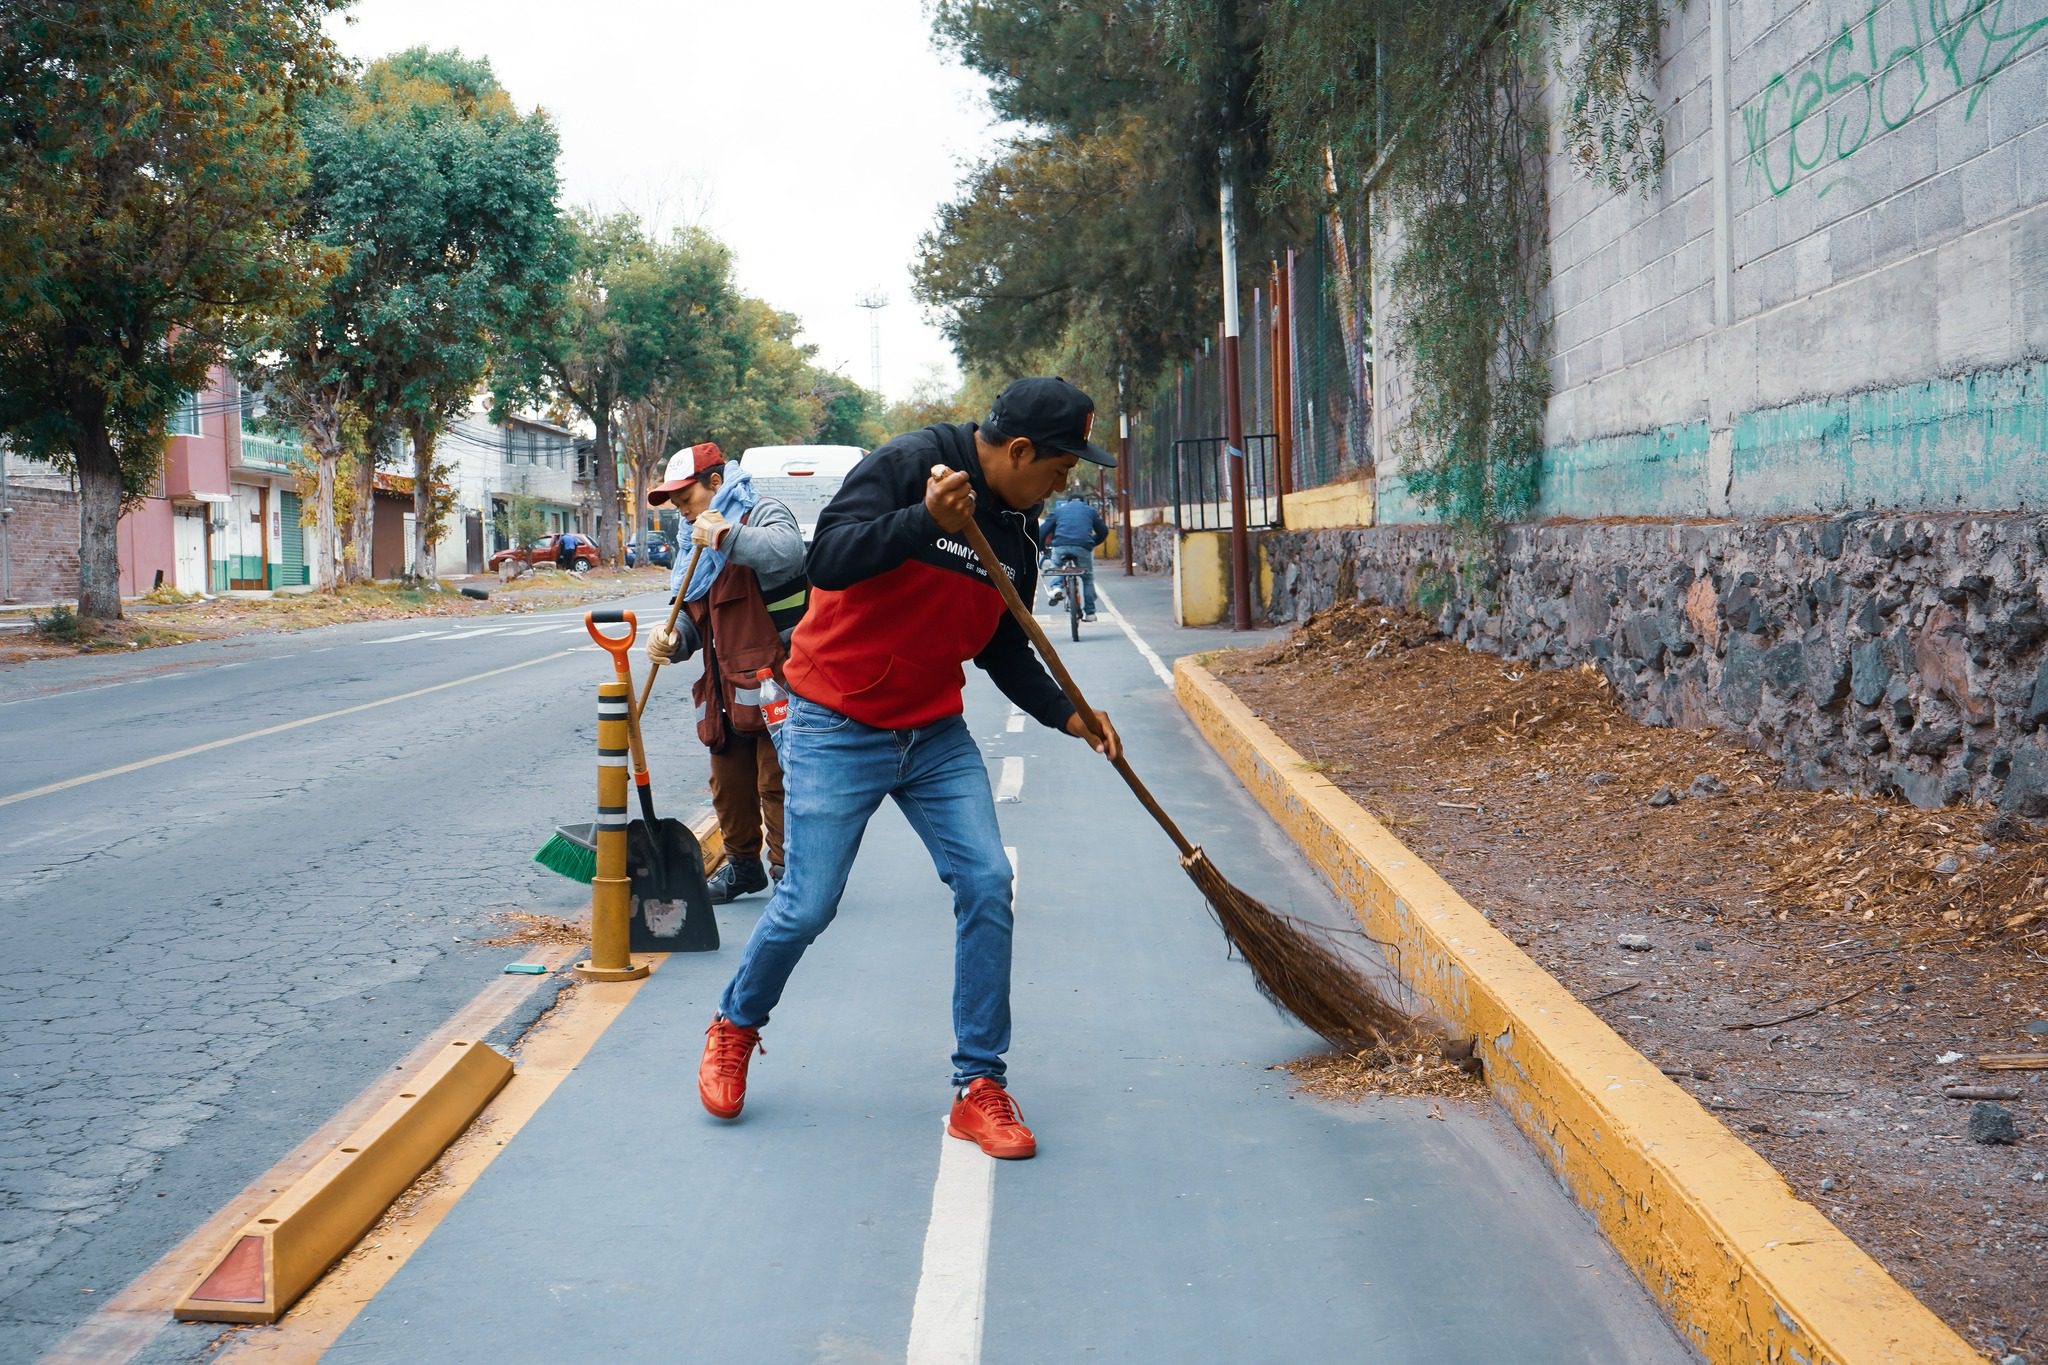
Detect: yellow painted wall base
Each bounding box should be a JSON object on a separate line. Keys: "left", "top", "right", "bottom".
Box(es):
{"left": 1175, "top": 659, "right": 1978, "bottom": 1365}
{"left": 1173, "top": 531, "right": 1227, "bottom": 626}
{"left": 1279, "top": 477, "right": 1375, "bottom": 529}
{"left": 175, "top": 1038, "right": 513, "bottom": 1324}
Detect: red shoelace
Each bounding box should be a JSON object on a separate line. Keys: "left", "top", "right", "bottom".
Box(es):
{"left": 706, "top": 1022, "right": 762, "bottom": 1078}
{"left": 963, "top": 1083, "right": 1024, "bottom": 1128}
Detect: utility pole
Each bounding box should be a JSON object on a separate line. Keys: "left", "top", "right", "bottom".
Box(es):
{"left": 1219, "top": 176, "right": 1253, "bottom": 631}
{"left": 0, "top": 441, "right": 12, "bottom": 602}
{"left": 1119, "top": 370, "right": 1134, "bottom": 577}
{"left": 854, "top": 289, "right": 889, "bottom": 398}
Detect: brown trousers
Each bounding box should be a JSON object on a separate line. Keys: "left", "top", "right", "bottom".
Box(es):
{"left": 708, "top": 730, "right": 784, "bottom": 872}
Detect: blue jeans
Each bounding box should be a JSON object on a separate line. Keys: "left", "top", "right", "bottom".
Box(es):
{"left": 1050, "top": 546, "right": 1097, "bottom": 615}
{"left": 717, "top": 693, "right": 1015, "bottom": 1087}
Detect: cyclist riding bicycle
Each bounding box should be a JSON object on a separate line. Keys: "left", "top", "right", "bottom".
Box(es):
{"left": 1038, "top": 493, "right": 1107, "bottom": 621}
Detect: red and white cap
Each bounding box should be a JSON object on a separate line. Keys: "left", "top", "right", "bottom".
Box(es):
{"left": 647, "top": 442, "right": 724, "bottom": 505}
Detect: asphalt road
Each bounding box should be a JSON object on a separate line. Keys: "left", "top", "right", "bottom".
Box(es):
{"left": 0, "top": 589, "right": 682, "bottom": 1361}
{"left": 2, "top": 576, "right": 1697, "bottom": 1364}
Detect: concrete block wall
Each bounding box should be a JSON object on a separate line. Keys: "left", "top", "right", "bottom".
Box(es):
{"left": 1373, "top": 0, "right": 2048, "bottom": 523}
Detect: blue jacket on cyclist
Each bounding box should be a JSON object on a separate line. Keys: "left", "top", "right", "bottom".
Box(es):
{"left": 1038, "top": 495, "right": 1106, "bottom": 618}
{"left": 1038, "top": 497, "right": 1107, "bottom": 550}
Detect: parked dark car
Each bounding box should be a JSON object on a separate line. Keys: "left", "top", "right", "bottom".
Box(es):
{"left": 625, "top": 532, "right": 675, "bottom": 569}
{"left": 488, "top": 534, "right": 598, "bottom": 573}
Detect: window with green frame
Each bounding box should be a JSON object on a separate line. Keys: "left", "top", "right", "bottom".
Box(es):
{"left": 168, "top": 392, "right": 202, "bottom": 436}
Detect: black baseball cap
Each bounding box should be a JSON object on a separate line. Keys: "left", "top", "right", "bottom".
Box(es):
{"left": 985, "top": 377, "right": 1116, "bottom": 467}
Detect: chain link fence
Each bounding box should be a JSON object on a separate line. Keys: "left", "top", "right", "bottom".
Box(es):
{"left": 1123, "top": 209, "right": 1373, "bottom": 524}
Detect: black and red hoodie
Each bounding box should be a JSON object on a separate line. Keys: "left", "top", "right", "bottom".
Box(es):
{"left": 784, "top": 422, "right": 1075, "bottom": 733}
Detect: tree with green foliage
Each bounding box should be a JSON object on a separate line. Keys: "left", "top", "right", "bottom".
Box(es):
{"left": 809, "top": 371, "right": 884, "bottom": 448}
{"left": 0, "top": 0, "right": 345, "bottom": 617}
{"left": 919, "top": 0, "right": 1296, "bottom": 394}
{"left": 498, "top": 212, "right": 671, "bottom": 562}
{"left": 331, "top": 48, "right": 563, "bottom": 583}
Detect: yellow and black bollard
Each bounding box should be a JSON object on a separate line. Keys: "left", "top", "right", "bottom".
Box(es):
{"left": 575, "top": 679, "right": 650, "bottom": 982}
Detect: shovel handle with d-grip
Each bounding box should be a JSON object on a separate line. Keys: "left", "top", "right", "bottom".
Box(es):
{"left": 930, "top": 464, "right": 1196, "bottom": 859}
{"left": 586, "top": 609, "right": 663, "bottom": 854}
{"left": 636, "top": 541, "right": 707, "bottom": 716}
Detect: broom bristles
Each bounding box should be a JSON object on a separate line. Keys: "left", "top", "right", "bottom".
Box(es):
{"left": 1183, "top": 848, "right": 1428, "bottom": 1053}
{"left": 533, "top": 828, "right": 598, "bottom": 885}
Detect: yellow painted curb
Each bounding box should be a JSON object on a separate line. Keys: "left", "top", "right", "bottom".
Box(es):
{"left": 1175, "top": 659, "right": 1978, "bottom": 1365}
{"left": 174, "top": 1038, "right": 513, "bottom": 1324}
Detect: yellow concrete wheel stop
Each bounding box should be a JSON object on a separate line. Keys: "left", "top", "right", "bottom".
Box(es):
{"left": 174, "top": 1038, "right": 512, "bottom": 1324}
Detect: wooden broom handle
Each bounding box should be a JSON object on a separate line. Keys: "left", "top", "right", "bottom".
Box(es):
{"left": 938, "top": 467, "right": 1199, "bottom": 859}
{"left": 637, "top": 541, "right": 707, "bottom": 715}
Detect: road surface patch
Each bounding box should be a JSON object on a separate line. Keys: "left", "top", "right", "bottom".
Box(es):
{"left": 1175, "top": 657, "right": 1978, "bottom": 1365}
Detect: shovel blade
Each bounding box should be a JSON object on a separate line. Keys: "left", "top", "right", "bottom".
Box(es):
{"left": 627, "top": 817, "right": 718, "bottom": 952}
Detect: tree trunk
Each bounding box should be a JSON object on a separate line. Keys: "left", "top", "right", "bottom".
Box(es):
{"left": 409, "top": 421, "right": 437, "bottom": 585}
{"left": 636, "top": 449, "right": 659, "bottom": 541}
{"left": 343, "top": 450, "right": 375, "bottom": 583}
{"left": 312, "top": 449, "right": 339, "bottom": 592}
{"left": 74, "top": 421, "right": 124, "bottom": 620}
{"left": 591, "top": 407, "right": 618, "bottom": 565}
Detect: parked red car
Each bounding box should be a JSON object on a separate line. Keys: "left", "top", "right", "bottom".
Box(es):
{"left": 488, "top": 535, "right": 598, "bottom": 572}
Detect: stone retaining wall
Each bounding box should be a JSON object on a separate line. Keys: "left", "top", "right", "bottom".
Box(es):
{"left": 1258, "top": 514, "right": 2048, "bottom": 816}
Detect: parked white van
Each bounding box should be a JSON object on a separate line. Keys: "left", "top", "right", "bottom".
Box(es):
{"left": 738, "top": 444, "right": 866, "bottom": 543}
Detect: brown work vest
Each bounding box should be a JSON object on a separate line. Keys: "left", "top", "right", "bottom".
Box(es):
{"left": 683, "top": 551, "right": 790, "bottom": 752}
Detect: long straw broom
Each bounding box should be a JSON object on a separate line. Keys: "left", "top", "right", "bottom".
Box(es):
{"left": 941, "top": 468, "right": 1427, "bottom": 1053}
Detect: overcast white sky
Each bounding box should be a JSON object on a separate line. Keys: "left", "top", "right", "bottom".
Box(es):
{"left": 327, "top": 0, "right": 1005, "bottom": 403}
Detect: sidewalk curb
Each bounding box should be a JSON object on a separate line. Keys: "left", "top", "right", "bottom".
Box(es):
{"left": 1175, "top": 659, "right": 1978, "bottom": 1365}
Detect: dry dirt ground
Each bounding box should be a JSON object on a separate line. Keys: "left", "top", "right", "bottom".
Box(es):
{"left": 1210, "top": 602, "right": 2047, "bottom": 1362}
{"left": 0, "top": 566, "right": 664, "bottom": 664}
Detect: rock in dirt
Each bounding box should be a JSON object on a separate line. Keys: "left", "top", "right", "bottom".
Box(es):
{"left": 1693, "top": 939, "right": 1713, "bottom": 950}
{"left": 1689, "top": 773, "right": 1728, "bottom": 797}
{"left": 1968, "top": 1101, "right": 2020, "bottom": 1145}
{"left": 1617, "top": 933, "right": 1653, "bottom": 951}
{"left": 2025, "top": 1020, "right": 2048, "bottom": 1035}
{"left": 1934, "top": 854, "right": 1960, "bottom": 875}
{"left": 1648, "top": 785, "right": 1679, "bottom": 808}
{"left": 1585, "top": 771, "right": 1618, "bottom": 787}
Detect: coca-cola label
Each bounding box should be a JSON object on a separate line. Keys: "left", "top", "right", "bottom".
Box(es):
{"left": 758, "top": 667, "right": 788, "bottom": 730}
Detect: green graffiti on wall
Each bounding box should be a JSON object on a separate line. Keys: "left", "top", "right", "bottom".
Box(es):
{"left": 1741, "top": 0, "right": 2048, "bottom": 198}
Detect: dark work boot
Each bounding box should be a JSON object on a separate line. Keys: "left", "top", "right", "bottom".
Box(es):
{"left": 706, "top": 855, "right": 769, "bottom": 904}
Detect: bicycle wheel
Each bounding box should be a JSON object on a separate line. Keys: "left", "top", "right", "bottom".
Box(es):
{"left": 1068, "top": 584, "right": 1081, "bottom": 641}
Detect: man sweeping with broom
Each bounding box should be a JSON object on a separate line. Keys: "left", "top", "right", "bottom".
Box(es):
{"left": 698, "top": 377, "right": 1120, "bottom": 1160}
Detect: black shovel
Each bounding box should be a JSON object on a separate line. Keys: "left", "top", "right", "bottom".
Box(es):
{"left": 586, "top": 609, "right": 719, "bottom": 952}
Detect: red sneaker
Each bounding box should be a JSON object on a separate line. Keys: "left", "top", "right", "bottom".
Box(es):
{"left": 698, "top": 1017, "right": 762, "bottom": 1120}
{"left": 947, "top": 1078, "right": 1037, "bottom": 1159}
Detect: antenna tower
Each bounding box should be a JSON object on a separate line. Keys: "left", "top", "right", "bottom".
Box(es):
{"left": 854, "top": 289, "right": 889, "bottom": 397}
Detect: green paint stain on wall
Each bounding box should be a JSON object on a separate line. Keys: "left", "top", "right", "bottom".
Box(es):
{"left": 1533, "top": 423, "right": 1711, "bottom": 520}
{"left": 1730, "top": 359, "right": 2048, "bottom": 513}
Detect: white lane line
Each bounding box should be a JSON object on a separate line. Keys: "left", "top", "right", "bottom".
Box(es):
{"left": 502, "top": 622, "right": 572, "bottom": 636}
{"left": 1094, "top": 586, "right": 1173, "bottom": 689}
{"left": 993, "top": 755, "right": 1024, "bottom": 803}
{"left": 366, "top": 630, "right": 450, "bottom": 644}
{"left": 1004, "top": 705, "right": 1024, "bottom": 734}
{"left": 0, "top": 650, "right": 579, "bottom": 809}
{"left": 905, "top": 850, "right": 1013, "bottom": 1365}
{"left": 442, "top": 625, "right": 515, "bottom": 639}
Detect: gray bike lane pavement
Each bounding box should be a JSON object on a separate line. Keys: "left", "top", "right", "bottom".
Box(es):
{"left": 325, "top": 573, "right": 1695, "bottom": 1364}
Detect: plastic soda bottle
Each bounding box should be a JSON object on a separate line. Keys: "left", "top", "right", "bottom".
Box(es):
{"left": 758, "top": 667, "right": 788, "bottom": 732}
